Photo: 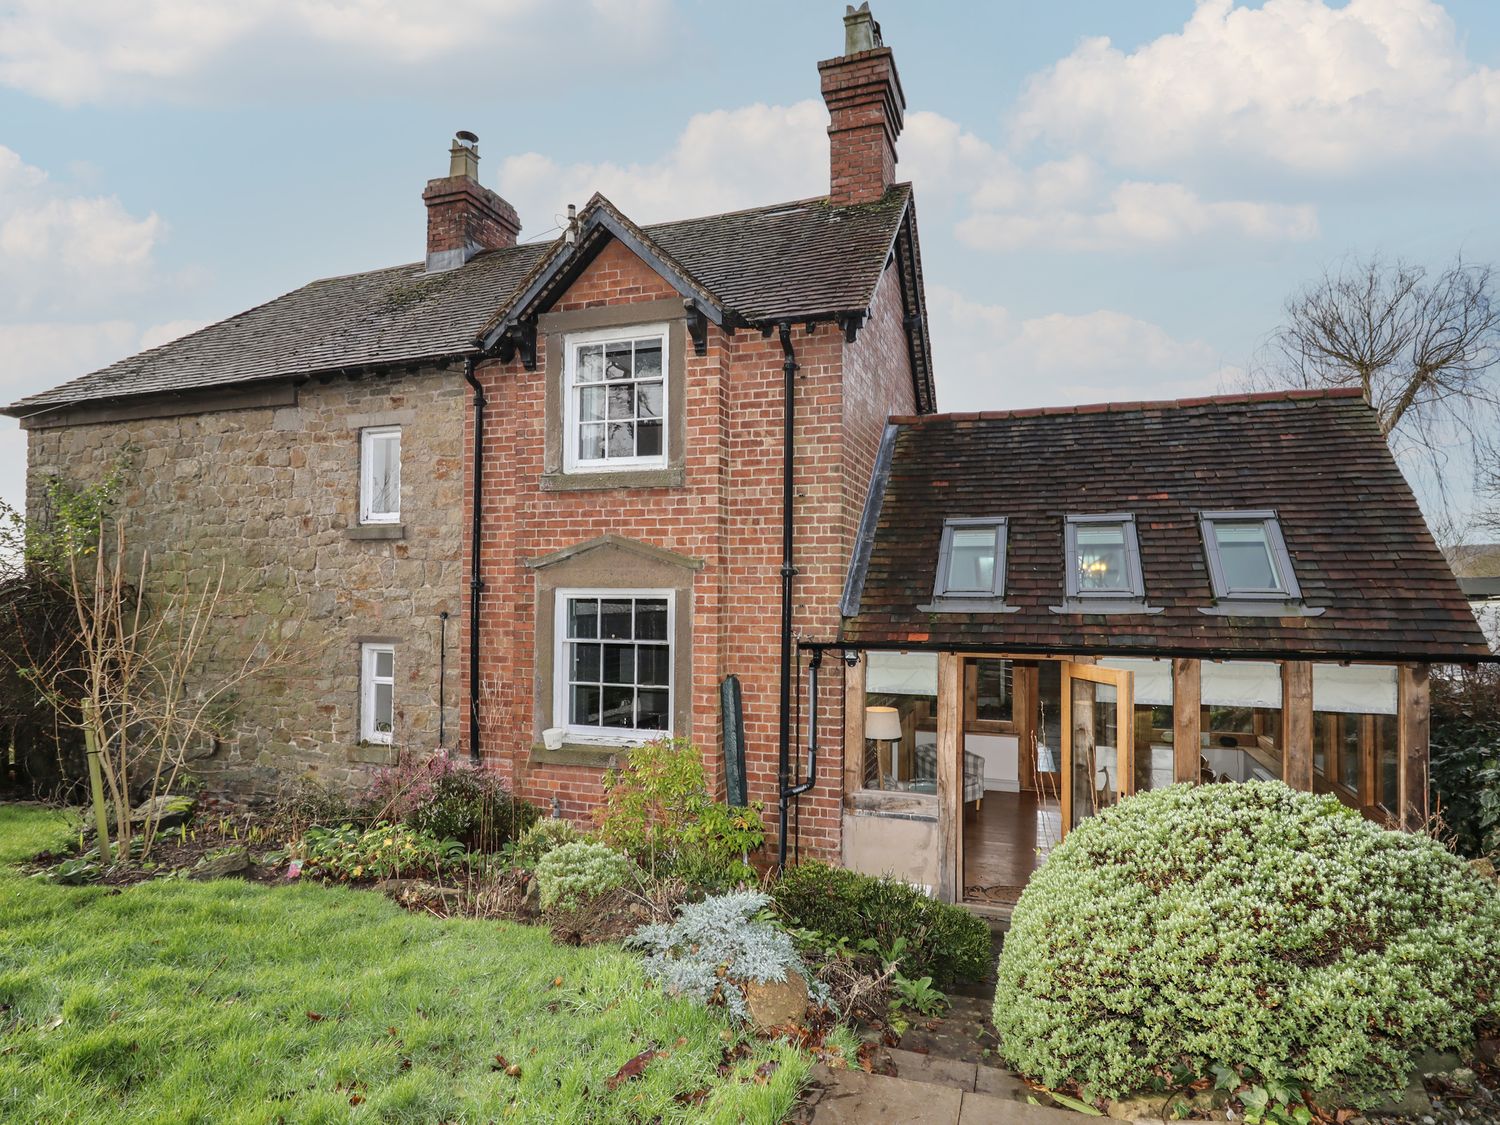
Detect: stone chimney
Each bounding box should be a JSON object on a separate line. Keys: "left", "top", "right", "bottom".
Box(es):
{"left": 422, "top": 131, "right": 521, "bottom": 272}
{"left": 818, "top": 4, "right": 905, "bottom": 206}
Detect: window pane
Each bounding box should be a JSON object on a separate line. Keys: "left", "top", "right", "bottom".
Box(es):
{"left": 1200, "top": 705, "right": 1283, "bottom": 782}
{"left": 1075, "top": 523, "right": 1128, "bottom": 591}
{"left": 637, "top": 689, "right": 669, "bottom": 729}
{"left": 946, "top": 527, "right": 996, "bottom": 591}
{"left": 578, "top": 423, "right": 605, "bottom": 461}
{"left": 637, "top": 645, "right": 670, "bottom": 687}
{"left": 578, "top": 386, "right": 605, "bottom": 422}
{"left": 568, "top": 599, "right": 599, "bottom": 639}
{"left": 636, "top": 420, "right": 662, "bottom": 457}
{"left": 600, "top": 600, "right": 633, "bottom": 640}
{"left": 374, "top": 650, "right": 394, "bottom": 679}
{"left": 638, "top": 383, "right": 663, "bottom": 419}
{"left": 570, "top": 642, "right": 601, "bottom": 682}
{"left": 974, "top": 660, "right": 1011, "bottom": 723}
{"left": 635, "top": 599, "right": 668, "bottom": 640}
{"left": 602, "top": 644, "right": 635, "bottom": 684}
{"left": 606, "top": 421, "right": 636, "bottom": 458}
{"left": 635, "top": 341, "right": 663, "bottom": 380}
{"left": 368, "top": 434, "right": 399, "bottom": 515}
{"left": 1380, "top": 736, "right": 1399, "bottom": 811}
{"left": 577, "top": 344, "right": 603, "bottom": 383}
{"left": 571, "top": 685, "right": 601, "bottom": 726}
{"left": 606, "top": 384, "right": 635, "bottom": 421}
{"left": 374, "top": 683, "right": 393, "bottom": 731}
{"left": 604, "top": 342, "right": 632, "bottom": 380}
{"left": 601, "top": 685, "right": 635, "bottom": 727}
{"left": 1215, "top": 523, "right": 1282, "bottom": 591}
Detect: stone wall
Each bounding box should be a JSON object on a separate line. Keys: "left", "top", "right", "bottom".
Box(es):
{"left": 23, "top": 368, "right": 465, "bottom": 794}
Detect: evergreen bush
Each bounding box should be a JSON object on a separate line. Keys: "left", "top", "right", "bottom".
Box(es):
{"left": 993, "top": 781, "right": 1500, "bottom": 1106}
{"left": 534, "top": 840, "right": 634, "bottom": 911}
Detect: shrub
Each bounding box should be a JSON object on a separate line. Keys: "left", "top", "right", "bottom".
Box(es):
{"left": 300, "top": 822, "right": 465, "bottom": 882}
{"left": 628, "top": 891, "right": 818, "bottom": 1021}
{"left": 366, "top": 751, "right": 538, "bottom": 852}
{"left": 772, "top": 862, "right": 991, "bottom": 988}
{"left": 1430, "top": 715, "right": 1500, "bottom": 859}
{"left": 993, "top": 781, "right": 1500, "bottom": 1106}
{"left": 598, "top": 737, "right": 764, "bottom": 886}
{"left": 511, "top": 817, "right": 584, "bottom": 869}
{"left": 534, "top": 840, "right": 634, "bottom": 911}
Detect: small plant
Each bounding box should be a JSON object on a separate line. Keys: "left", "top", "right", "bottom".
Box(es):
{"left": 534, "top": 840, "right": 633, "bottom": 911}
{"left": 598, "top": 737, "right": 764, "bottom": 886}
{"left": 890, "top": 972, "right": 947, "bottom": 1017}
{"left": 628, "top": 891, "right": 818, "bottom": 1021}
{"left": 366, "top": 751, "right": 538, "bottom": 852}
{"left": 773, "top": 861, "right": 991, "bottom": 988}
{"left": 511, "top": 817, "right": 583, "bottom": 869}
{"left": 300, "top": 822, "right": 465, "bottom": 882}
{"left": 1430, "top": 713, "right": 1500, "bottom": 859}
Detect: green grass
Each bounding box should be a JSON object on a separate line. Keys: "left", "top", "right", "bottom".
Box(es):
{"left": 0, "top": 805, "right": 806, "bottom": 1123}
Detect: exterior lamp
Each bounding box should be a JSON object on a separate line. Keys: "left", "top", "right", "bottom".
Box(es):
{"left": 865, "top": 705, "right": 903, "bottom": 784}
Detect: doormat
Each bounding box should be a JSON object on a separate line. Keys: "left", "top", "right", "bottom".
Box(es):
{"left": 964, "top": 883, "right": 1026, "bottom": 905}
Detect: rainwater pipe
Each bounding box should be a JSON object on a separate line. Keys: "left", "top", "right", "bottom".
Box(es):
{"left": 463, "top": 355, "right": 485, "bottom": 763}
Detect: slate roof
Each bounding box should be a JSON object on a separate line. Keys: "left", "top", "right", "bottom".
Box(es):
{"left": 5, "top": 186, "right": 916, "bottom": 418}
{"left": 842, "top": 389, "right": 1493, "bottom": 663}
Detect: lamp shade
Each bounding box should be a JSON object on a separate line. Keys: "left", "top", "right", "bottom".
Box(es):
{"left": 864, "top": 705, "right": 903, "bottom": 742}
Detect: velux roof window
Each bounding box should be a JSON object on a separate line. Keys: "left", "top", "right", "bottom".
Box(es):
{"left": 1065, "top": 514, "right": 1144, "bottom": 600}
{"left": 934, "top": 518, "right": 1006, "bottom": 598}
{"left": 1200, "top": 511, "right": 1301, "bottom": 600}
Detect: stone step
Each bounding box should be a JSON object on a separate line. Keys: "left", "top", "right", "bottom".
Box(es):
{"left": 886, "top": 1048, "right": 1032, "bottom": 1101}
{"left": 806, "top": 1065, "right": 1084, "bottom": 1125}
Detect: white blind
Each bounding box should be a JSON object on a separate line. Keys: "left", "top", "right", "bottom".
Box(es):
{"left": 866, "top": 651, "right": 939, "bottom": 697}
{"left": 1097, "top": 657, "right": 1173, "bottom": 706}
{"left": 1200, "top": 661, "right": 1283, "bottom": 709}
{"left": 1312, "top": 664, "right": 1398, "bottom": 716}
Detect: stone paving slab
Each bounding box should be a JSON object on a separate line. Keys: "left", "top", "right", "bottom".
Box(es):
{"left": 887, "top": 1046, "right": 980, "bottom": 1091}
{"left": 958, "top": 1089, "right": 1082, "bottom": 1124}
{"left": 809, "top": 1067, "right": 964, "bottom": 1124}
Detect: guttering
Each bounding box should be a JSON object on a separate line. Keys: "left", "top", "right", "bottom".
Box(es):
{"left": 463, "top": 356, "right": 485, "bottom": 763}
{"left": 776, "top": 321, "right": 804, "bottom": 872}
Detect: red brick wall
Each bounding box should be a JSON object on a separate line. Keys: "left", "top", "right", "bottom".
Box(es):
{"left": 460, "top": 236, "right": 917, "bottom": 862}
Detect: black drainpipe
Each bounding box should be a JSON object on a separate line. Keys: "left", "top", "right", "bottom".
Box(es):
{"left": 463, "top": 355, "right": 485, "bottom": 763}
{"left": 776, "top": 321, "right": 801, "bottom": 871}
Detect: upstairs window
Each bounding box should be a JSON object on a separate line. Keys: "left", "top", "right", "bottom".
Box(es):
{"left": 934, "top": 518, "right": 1006, "bottom": 598}
{"left": 360, "top": 643, "right": 395, "bottom": 744}
{"left": 360, "top": 426, "right": 401, "bottom": 524}
{"left": 1199, "top": 511, "right": 1301, "bottom": 600}
{"left": 556, "top": 590, "right": 673, "bottom": 740}
{"left": 564, "top": 326, "right": 667, "bottom": 472}
{"left": 1065, "top": 514, "right": 1145, "bottom": 599}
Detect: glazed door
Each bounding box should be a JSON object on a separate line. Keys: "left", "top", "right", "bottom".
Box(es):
{"left": 1060, "top": 663, "right": 1134, "bottom": 835}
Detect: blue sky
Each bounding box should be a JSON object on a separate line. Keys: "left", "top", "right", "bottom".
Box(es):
{"left": 4, "top": 0, "right": 1500, "bottom": 526}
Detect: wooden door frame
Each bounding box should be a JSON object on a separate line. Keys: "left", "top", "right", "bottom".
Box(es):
{"left": 1059, "top": 662, "right": 1134, "bottom": 837}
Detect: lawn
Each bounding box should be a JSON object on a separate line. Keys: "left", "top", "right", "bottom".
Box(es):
{"left": 0, "top": 804, "right": 807, "bottom": 1123}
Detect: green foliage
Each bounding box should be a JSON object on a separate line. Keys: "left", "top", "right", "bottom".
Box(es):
{"left": 1430, "top": 715, "right": 1500, "bottom": 858}
{"left": 0, "top": 465, "right": 128, "bottom": 576}
{"left": 598, "top": 737, "right": 764, "bottom": 886}
{"left": 772, "top": 861, "right": 992, "bottom": 988}
{"left": 890, "top": 972, "right": 947, "bottom": 1017}
{"left": 993, "top": 782, "right": 1500, "bottom": 1106}
{"left": 0, "top": 804, "right": 807, "bottom": 1123}
{"left": 299, "top": 822, "right": 465, "bottom": 882}
{"left": 510, "top": 817, "right": 584, "bottom": 869}
{"left": 535, "top": 840, "right": 634, "bottom": 911}
{"left": 366, "top": 752, "right": 538, "bottom": 853}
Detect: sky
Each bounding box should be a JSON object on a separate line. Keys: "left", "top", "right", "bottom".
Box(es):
{"left": 3, "top": 0, "right": 1500, "bottom": 524}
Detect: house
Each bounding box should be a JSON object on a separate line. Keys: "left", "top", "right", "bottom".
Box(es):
{"left": 4, "top": 8, "right": 1489, "bottom": 907}
{"left": 831, "top": 394, "right": 1492, "bottom": 908}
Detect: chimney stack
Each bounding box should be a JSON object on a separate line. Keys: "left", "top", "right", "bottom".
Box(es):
{"left": 422, "top": 131, "right": 521, "bottom": 272}
{"left": 818, "top": 4, "right": 905, "bottom": 206}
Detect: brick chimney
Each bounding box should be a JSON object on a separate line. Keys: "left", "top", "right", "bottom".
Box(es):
{"left": 422, "top": 131, "right": 521, "bottom": 272}
{"left": 818, "top": 4, "right": 905, "bottom": 206}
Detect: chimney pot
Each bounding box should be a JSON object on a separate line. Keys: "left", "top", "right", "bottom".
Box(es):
{"left": 448, "top": 130, "right": 480, "bottom": 180}
{"left": 843, "top": 3, "right": 881, "bottom": 54}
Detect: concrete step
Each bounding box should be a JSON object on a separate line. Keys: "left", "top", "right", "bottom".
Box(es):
{"left": 886, "top": 1048, "right": 1033, "bottom": 1101}
{"left": 805, "top": 1065, "right": 1084, "bottom": 1125}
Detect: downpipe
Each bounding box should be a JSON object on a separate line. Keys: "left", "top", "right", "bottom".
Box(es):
{"left": 463, "top": 356, "right": 485, "bottom": 764}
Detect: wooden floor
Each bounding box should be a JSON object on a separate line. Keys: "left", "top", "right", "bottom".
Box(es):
{"left": 962, "top": 789, "right": 1061, "bottom": 905}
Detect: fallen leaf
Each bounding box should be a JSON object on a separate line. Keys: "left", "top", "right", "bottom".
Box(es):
{"left": 349, "top": 1094, "right": 363, "bottom": 1106}
{"left": 305, "top": 1012, "right": 323, "bottom": 1022}
{"left": 675, "top": 1037, "right": 688, "bottom": 1047}
{"left": 492, "top": 1054, "right": 509, "bottom": 1071}
{"left": 607, "top": 1050, "right": 662, "bottom": 1091}
{"left": 754, "top": 1060, "right": 780, "bottom": 1085}
{"left": 505, "top": 1064, "right": 522, "bottom": 1078}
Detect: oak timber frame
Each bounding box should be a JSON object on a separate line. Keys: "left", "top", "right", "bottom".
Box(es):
{"left": 839, "top": 650, "right": 1433, "bottom": 905}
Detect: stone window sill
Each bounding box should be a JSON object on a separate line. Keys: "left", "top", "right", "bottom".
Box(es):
{"left": 529, "top": 742, "right": 626, "bottom": 768}
{"left": 541, "top": 468, "right": 684, "bottom": 493}
{"left": 348, "top": 742, "right": 399, "bottom": 765}
{"left": 347, "top": 523, "right": 405, "bottom": 541}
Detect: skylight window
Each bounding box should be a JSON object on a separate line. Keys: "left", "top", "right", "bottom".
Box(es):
{"left": 1199, "top": 511, "right": 1301, "bottom": 600}
{"left": 934, "top": 518, "right": 1006, "bottom": 598}
{"left": 1065, "top": 514, "right": 1144, "bottom": 599}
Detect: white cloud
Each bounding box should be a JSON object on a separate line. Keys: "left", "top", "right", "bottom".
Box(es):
{"left": 0, "top": 146, "right": 164, "bottom": 316}
{"left": 927, "top": 285, "right": 1230, "bottom": 412}
{"left": 0, "top": 0, "right": 672, "bottom": 106}
{"left": 1015, "top": 0, "right": 1500, "bottom": 175}
{"left": 500, "top": 101, "right": 830, "bottom": 230}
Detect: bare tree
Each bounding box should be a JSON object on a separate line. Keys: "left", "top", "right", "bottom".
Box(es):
{"left": 1253, "top": 253, "right": 1500, "bottom": 534}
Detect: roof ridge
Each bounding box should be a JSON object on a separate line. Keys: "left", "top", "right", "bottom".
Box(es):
{"left": 641, "top": 182, "right": 912, "bottom": 230}
{"left": 888, "top": 387, "right": 1367, "bottom": 426}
